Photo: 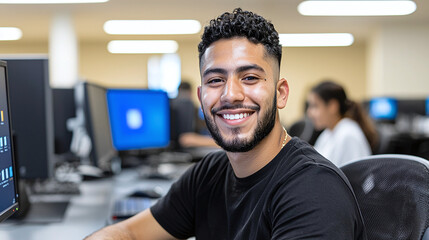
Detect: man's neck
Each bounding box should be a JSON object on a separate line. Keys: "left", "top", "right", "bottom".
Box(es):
{"left": 226, "top": 122, "right": 290, "bottom": 178}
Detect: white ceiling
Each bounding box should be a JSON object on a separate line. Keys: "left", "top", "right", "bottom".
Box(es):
{"left": 0, "top": 0, "right": 428, "bottom": 44}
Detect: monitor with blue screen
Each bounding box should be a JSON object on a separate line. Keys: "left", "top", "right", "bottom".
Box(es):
{"left": 106, "top": 89, "right": 170, "bottom": 151}
{"left": 369, "top": 97, "right": 398, "bottom": 121}
{"left": 0, "top": 61, "right": 19, "bottom": 222}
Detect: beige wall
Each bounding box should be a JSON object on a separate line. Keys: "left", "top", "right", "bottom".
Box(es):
{"left": 367, "top": 23, "right": 429, "bottom": 98}
{"left": 80, "top": 41, "right": 150, "bottom": 88}
{"left": 0, "top": 39, "right": 367, "bottom": 127}
{"left": 79, "top": 40, "right": 202, "bottom": 93}
{"left": 0, "top": 41, "right": 48, "bottom": 55}
{"left": 175, "top": 40, "right": 201, "bottom": 104}
{"left": 280, "top": 44, "right": 367, "bottom": 126}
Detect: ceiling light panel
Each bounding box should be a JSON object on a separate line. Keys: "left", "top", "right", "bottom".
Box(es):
{"left": 0, "top": 27, "right": 23, "bottom": 41}
{"left": 104, "top": 20, "right": 201, "bottom": 35}
{"left": 298, "top": 0, "right": 417, "bottom": 16}
{"left": 107, "top": 40, "right": 179, "bottom": 54}
{"left": 279, "top": 33, "right": 354, "bottom": 47}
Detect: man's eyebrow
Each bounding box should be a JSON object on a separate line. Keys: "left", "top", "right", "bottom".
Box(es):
{"left": 202, "top": 68, "right": 228, "bottom": 78}
{"left": 202, "top": 64, "right": 265, "bottom": 78}
{"left": 236, "top": 64, "right": 265, "bottom": 74}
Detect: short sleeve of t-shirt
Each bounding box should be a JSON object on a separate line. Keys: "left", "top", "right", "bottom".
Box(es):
{"left": 150, "top": 167, "right": 196, "bottom": 239}
{"left": 150, "top": 151, "right": 225, "bottom": 239}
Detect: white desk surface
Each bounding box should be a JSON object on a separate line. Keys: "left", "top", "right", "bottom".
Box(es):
{"left": 0, "top": 165, "right": 184, "bottom": 240}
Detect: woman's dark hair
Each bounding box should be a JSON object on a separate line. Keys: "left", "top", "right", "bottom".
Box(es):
{"left": 198, "top": 8, "right": 282, "bottom": 67}
{"left": 311, "top": 81, "right": 379, "bottom": 153}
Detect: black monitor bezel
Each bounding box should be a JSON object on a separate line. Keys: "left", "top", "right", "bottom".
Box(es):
{"left": 82, "top": 82, "right": 117, "bottom": 172}
{"left": 0, "top": 60, "right": 20, "bottom": 222}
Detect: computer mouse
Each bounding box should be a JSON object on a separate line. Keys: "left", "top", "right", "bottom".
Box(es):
{"left": 128, "top": 189, "right": 162, "bottom": 199}
{"left": 77, "top": 165, "right": 104, "bottom": 180}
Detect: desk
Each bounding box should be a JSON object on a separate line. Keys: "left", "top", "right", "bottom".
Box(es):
{"left": 386, "top": 133, "right": 429, "bottom": 160}
{"left": 0, "top": 164, "right": 187, "bottom": 240}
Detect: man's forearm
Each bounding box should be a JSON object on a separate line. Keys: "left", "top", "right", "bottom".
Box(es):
{"left": 84, "top": 223, "right": 136, "bottom": 240}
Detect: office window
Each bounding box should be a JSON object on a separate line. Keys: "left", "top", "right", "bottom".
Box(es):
{"left": 148, "top": 53, "right": 181, "bottom": 98}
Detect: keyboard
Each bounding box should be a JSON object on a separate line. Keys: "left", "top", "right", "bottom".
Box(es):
{"left": 31, "top": 180, "right": 80, "bottom": 195}
{"left": 111, "top": 197, "right": 152, "bottom": 222}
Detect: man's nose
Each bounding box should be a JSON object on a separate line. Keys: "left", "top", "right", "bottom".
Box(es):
{"left": 220, "top": 77, "right": 245, "bottom": 104}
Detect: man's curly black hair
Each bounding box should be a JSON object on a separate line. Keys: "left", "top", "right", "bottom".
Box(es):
{"left": 198, "top": 8, "right": 282, "bottom": 67}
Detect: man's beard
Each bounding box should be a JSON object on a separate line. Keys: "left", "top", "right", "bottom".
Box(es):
{"left": 202, "top": 93, "right": 277, "bottom": 152}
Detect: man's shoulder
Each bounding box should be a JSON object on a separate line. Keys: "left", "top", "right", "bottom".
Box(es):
{"left": 279, "top": 137, "right": 349, "bottom": 186}
{"left": 276, "top": 138, "right": 359, "bottom": 207}
{"left": 283, "top": 137, "right": 334, "bottom": 168}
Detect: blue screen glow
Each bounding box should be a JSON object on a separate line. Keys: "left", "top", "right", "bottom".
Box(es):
{"left": 369, "top": 97, "right": 398, "bottom": 121}
{"left": 106, "top": 89, "right": 170, "bottom": 150}
{"left": 426, "top": 97, "right": 429, "bottom": 116}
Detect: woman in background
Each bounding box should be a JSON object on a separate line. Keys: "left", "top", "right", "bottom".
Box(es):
{"left": 307, "top": 81, "right": 378, "bottom": 167}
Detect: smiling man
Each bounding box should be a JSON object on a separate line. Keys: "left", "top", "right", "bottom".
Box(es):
{"left": 86, "top": 8, "right": 367, "bottom": 240}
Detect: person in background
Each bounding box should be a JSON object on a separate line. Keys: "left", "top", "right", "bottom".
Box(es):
{"left": 307, "top": 80, "right": 378, "bottom": 166}
{"left": 170, "top": 81, "right": 218, "bottom": 148}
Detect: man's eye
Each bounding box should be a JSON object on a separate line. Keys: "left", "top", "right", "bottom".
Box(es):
{"left": 207, "top": 78, "right": 224, "bottom": 84}
{"left": 242, "top": 76, "right": 262, "bottom": 82}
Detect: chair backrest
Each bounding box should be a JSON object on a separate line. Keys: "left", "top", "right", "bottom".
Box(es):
{"left": 288, "top": 117, "right": 321, "bottom": 146}
{"left": 340, "top": 154, "right": 429, "bottom": 240}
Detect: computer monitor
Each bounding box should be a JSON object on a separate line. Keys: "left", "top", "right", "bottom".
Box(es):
{"left": 397, "top": 99, "right": 426, "bottom": 116}
{"left": 369, "top": 97, "right": 398, "bottom": 121}
{"left": 82, "top": 82, "right": 119, "bottom": 173}
{"left": 426, "top": 97, "right": 429, "bottom": 116}
{"left": 0, "top": 61, "right": 19, "bottom": 222}
{"left": 3, "top": 57, "right": 54, "bottom": 179}
{"left": 106, "top": 89, "right": 170, "bottom": 151}
{"left": 52, "top": 88, "right": 76, "bottom": 155}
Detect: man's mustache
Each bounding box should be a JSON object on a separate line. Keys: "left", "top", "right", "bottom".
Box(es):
{"left": 211, "top": 104, "right": 260, "bottom": 115}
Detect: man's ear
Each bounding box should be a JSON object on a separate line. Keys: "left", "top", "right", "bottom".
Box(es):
{"left": 277, "top": 78, "right": 289, "bottom": 109}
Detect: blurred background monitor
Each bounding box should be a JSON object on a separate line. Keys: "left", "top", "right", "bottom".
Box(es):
{"left": 3, "top": 57, "right": 54, "bottom": 180}
{"left": 0, "top": 61, "right": 19, "bottom": 222}
{"left": 397, "top": 99, "right": 426, "bottom": 116}
{"left": 426, "top": 97, "right": 429, "bottom": 116}
{"left": 369, "top": 97, "right": 398, "bottom": 122}
{"left": 106, "top": 89, "right": 170, "bottom": 151}
{"left": 52, "top": 88, "right": 76, "bottom": 155}
{"left": 81, "top": 82, "right": 119, "bottom": 173}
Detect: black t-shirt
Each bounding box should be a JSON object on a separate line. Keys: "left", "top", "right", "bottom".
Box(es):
{"left": 151, "top": 137, "right": 367, "bottom": 239}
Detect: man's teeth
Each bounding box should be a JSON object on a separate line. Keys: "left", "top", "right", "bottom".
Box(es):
{"left": 222, "top": 113, "right": 250, "bottom": 120}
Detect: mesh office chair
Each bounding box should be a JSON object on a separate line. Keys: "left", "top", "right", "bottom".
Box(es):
{"left": 287, "top": 117, "right": 321, "bottom": 146}
{"left": 340, "top": 154, "right": 429, "bottom": 240}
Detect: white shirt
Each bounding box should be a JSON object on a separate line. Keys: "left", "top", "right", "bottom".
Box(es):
{"left": 314, "top": 118, "right": 371, "bottom": 167}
